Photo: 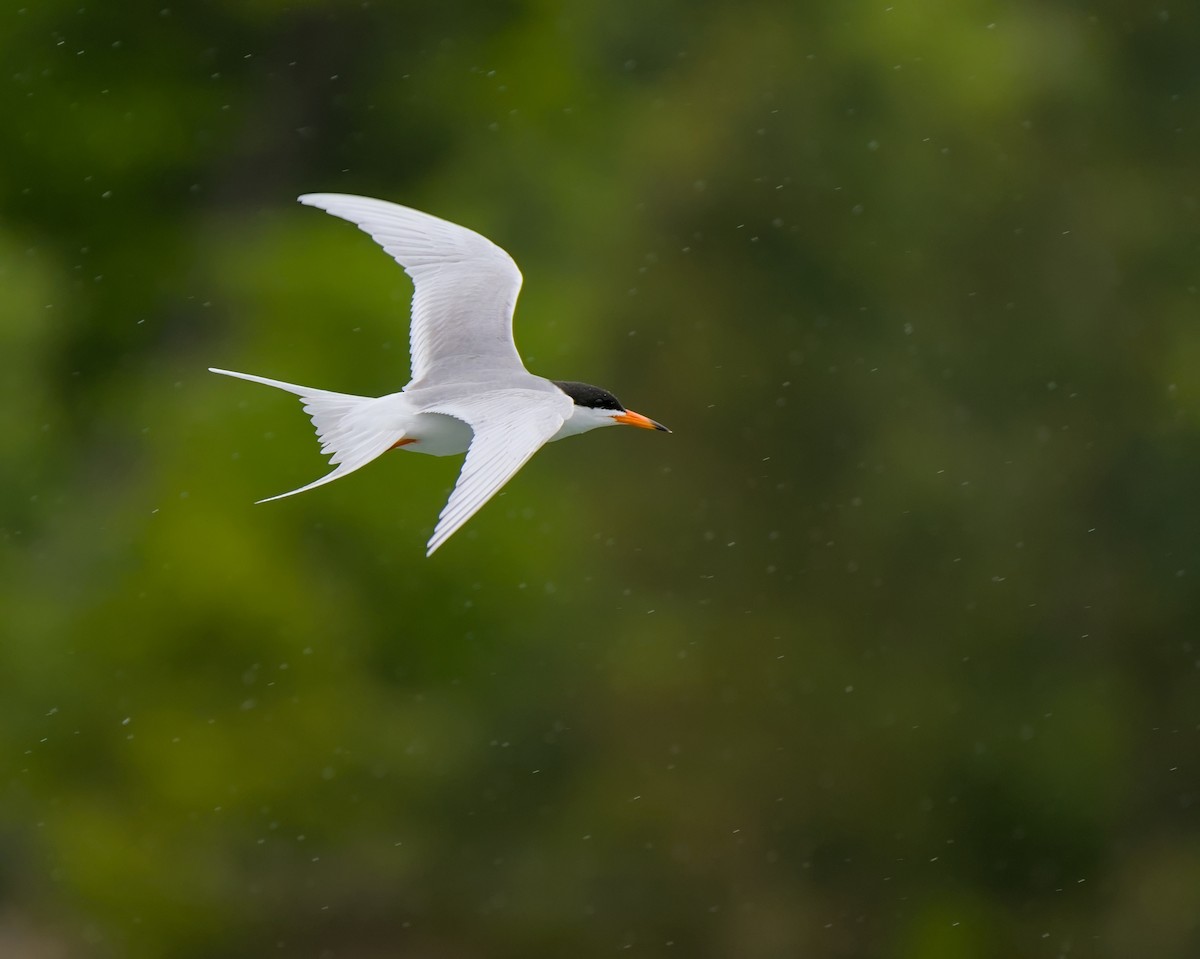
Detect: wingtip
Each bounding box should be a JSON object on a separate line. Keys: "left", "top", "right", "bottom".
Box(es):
{"left": 298, "top": 192, "right": 352, "bottom": 209}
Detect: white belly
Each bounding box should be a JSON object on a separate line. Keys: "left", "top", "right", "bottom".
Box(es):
{"left": 402, "top": 411, "right": 473, "bottom": 456}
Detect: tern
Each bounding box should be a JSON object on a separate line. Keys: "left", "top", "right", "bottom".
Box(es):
{"left": 211, "top": 193, "right": 669, "bottom": 555}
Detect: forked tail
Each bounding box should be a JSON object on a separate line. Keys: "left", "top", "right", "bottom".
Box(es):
{"left": 209, "top": 368, "right": 403, "bottom": 501}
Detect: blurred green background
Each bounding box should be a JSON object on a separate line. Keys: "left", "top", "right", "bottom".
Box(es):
{"left": 3, "top": 1, "right": 1199, "bottom": 957}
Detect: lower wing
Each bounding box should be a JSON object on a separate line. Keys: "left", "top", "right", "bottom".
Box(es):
{"left": 423, "top": 389, "right": 571, "bottom": 555}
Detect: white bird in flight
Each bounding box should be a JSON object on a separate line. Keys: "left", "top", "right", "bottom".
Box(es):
{"left": 211, "top": 193, "right": 669, "bottom": 555}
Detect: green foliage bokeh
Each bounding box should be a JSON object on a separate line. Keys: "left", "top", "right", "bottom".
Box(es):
{"left": 2, "top": 1, "right": 1199, "bottom": 957}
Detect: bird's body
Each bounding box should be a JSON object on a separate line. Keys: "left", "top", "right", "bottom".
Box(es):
{"left": 211, "top": 193, "right": 667, "bottom": 555}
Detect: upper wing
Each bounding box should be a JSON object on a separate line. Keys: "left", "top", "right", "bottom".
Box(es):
{"left": 298, "top": 193, "right": 526, "bottom": 383}
{"left": 423, "top": 389, "right": 572, "bottom": 556}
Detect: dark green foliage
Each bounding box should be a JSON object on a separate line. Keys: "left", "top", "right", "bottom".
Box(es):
{"left": 3, "top": 2, "right": 1199, "bottom": 956}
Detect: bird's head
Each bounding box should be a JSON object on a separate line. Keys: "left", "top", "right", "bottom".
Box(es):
{"left": 552, "top": 381, "right": 670, "bottom": 437}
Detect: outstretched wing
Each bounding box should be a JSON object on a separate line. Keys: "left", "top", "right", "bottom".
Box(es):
{"left": 424, "top": 389, "right": 572, "bottom": 556}
{"left": 298, "top": 193, "right": 526, "bottom": 384}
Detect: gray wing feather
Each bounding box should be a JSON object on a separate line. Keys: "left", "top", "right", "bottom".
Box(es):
{"left": 298, "top": 193, "right": 526, "bottom": 383}
{"left": 423, "top": 390, "right": 571, "bottom": 555}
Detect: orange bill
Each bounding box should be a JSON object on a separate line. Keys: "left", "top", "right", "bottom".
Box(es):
{"left": 615, "top": 409, "right": 671, "bottom": 432}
